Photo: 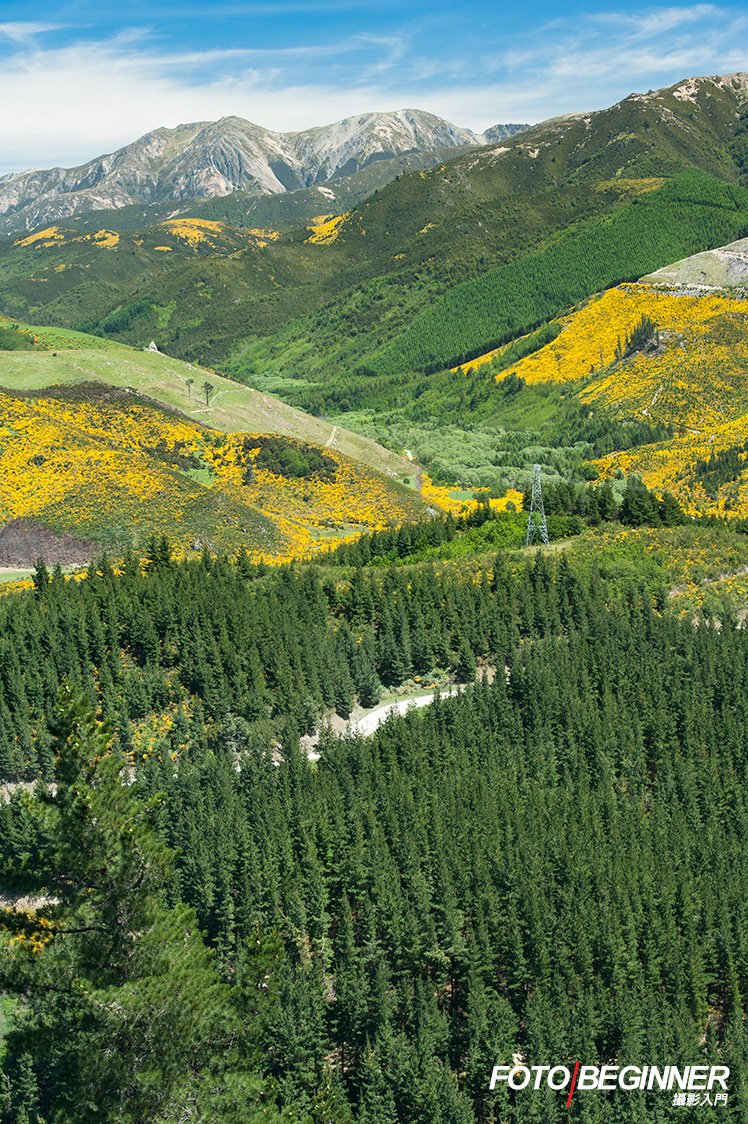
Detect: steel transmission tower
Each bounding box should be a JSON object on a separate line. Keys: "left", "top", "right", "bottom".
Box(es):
{"left": 525, "top": 464, "right": 549, "bottom": 546}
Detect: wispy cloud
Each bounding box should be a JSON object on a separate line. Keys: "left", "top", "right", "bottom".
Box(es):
{"left": 592, "top": 4, "right": 724, "bottom": 38}
{"left": 470, "top": 2, "right": 748, "bottom": 125}
{"left": 0, "top": 21, "right": 60, "bottom": 43}
{"left": 0, "top": 3, "right": 747, "bottom": 174}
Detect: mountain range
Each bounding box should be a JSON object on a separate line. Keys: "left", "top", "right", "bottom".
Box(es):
{"left": 0, "top": 110, "right": 527, "bottom": 234}
{"left": 3, "top": 70, "right": 748, "bottom": 495}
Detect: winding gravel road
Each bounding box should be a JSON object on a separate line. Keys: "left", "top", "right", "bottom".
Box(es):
{"left": 346, "top": 685, "right": 461, "bottom": 737}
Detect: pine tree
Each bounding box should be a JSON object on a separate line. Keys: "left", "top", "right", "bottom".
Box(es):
{"left": 0, "top": 686, "right": 280, "bottom": 1123}
{"left": 455, "top": 639, "right": 477, "bottom": 684}
{"left": 31, "top": 559, "right": 49, "bottom": 598}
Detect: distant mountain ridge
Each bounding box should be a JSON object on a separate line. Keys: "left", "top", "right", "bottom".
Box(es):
{"left": 0, "top": 111, "right": 528, "bottom": 233}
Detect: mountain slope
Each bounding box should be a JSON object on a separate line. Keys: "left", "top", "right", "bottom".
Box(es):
{"left": 231, "top": 171, "right": 748, "bottom": 414}
{"left": 0, "top": 320, "right": 414, "bottom": 481}
{"left": 486, "top": 278, "right": 748, "bottom": 517}
{"left": 222, "top": 74, "right": 748, "bottom": 389}
{"left": 4, "top": 73, "right": 748, "bottom": 378}
{"left": 305, "top": 73, "right": 748, "bottom": 271}
{"left": 0, "top": 380, "right": 426, "bottom": 561}
{"left": 368, "top": 171, "right": 748, "bottom": 375}
{"left": 0, "top": 112, "right": 527, "bottom": 234}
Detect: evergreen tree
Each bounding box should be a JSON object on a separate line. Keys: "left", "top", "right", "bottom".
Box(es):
{"left": 0, "top": 687, "right": 280, "bottom": 1124}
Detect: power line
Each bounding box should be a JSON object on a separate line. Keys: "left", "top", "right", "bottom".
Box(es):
{"left": 526, "top": 464, "right": 549, "bottom": 546}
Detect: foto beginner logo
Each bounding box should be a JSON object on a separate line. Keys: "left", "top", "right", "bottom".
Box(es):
{"left": 489, "top": 1062, "right": 730, "bottom": 1109}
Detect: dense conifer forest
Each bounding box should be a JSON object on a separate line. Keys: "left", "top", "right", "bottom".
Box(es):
{"left": 286, "top": 172, "right": 748, "bottom": 384}
{"left": 1, "top": 527, "right": 747, "bottom": 1121}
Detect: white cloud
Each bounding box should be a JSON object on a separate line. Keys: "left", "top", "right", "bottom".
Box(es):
{"left": 0, "top": 4, "right": 747, "bottom": 174}
{"left": 0, "top": 21, "right": 60, "bottom": 43}
{"left": 0, "top": 60, "right": 405, "bottom": 174}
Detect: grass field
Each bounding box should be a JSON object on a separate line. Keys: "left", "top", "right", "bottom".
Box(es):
{"left": 0, "top": 322, "right": 415, "bottom": 484}
{"left": 0, "top": 568, "right": 33, "bottom": 584}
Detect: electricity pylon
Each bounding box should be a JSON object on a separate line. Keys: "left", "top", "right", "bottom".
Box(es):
{"left": 525, "top": 463, "right": 549, "bottom": 546}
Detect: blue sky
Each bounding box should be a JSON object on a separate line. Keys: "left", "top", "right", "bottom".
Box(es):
{"left": 1, "top": 1, "right": 748, "bottom": 174}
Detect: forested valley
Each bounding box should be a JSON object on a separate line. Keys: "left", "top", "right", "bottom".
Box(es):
{"left": 4, "top": 57, "right": 748, "bottom": 1124}
{"left": 1, "top": 525, "right": 747, "bottom": 1122}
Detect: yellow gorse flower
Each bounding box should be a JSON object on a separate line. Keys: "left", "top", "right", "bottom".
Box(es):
{"left": 0, "top": 390, "right": 422, "bottom": 562}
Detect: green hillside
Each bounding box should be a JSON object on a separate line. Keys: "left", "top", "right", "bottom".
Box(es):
{"left": 0, "top": 219, "right": 360, "bottom": 362}
{"left": 0, "top": 321, "right": 413, "bottom": 480}
{"left": 226, "top": 172, "right": 748, "bottom": 486}
{"left": 370, "top": 171, "right": 748, "bottom": 374}
{"left": 228, "top": 169, "right": 748, "bottom": 401}
{"left": 2, "top": 73, "right": 747, "bottom": 380}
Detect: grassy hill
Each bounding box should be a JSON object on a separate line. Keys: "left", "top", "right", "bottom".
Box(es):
{"left": 0, "top": 320, "right": 413, "bottom": 481}
{"left": 0, "top": 324, "right": 427, "bottom": 565}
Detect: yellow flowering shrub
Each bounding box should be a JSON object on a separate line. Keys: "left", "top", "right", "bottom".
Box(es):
{"left": 129, "top": 704, "right": 190, "bottom": 762}
{"left": 14, "top": 227, "right": 66, "bottom": 248}
{"left": 495, "top": 284, "right": 748, "bottom": 387}
{"left": 0, "top": 389, "right": 425, "bottom": 560}
{"left": 14, "top": 226, "right": 119, "bottom": 250}
{"left": 493, "top": 283, "right": 748, "bottom": 517}
{"left": 306, "top": 214, "right": 349, "bottom": 244}
{"left": 419, "top": 480, "right": 523, "bottom": 516}
{"left": 248, "top": 227, "right": 280, "bottom": 243}
{"left": 87, "top": 229, "right": 119, "bottom": 249}
{"left": 7, "top": 915, "right": 53, "bottom": 955}
{"left": 490, "top": 488, "right": 524, "bottom": 513}
{"left": 159, "top": 219, "right": 229, "bottom": 249}
{"left": 157, "top": 220, "right": 280, "bottom": 252}
{"left": 420, "top": 475, "right": 467, "bottom": 513}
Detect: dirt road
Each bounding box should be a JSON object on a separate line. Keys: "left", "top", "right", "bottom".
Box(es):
{"left": 346, "top": 685, "right": 461, "bottom": 736}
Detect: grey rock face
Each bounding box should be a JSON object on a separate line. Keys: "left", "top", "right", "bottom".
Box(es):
{"left": 0, "top": 111, "right": 529, "bottom": 233}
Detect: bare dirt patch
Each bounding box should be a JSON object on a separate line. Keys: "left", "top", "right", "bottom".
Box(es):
{"left": 0, "top": 518, "right": 95, "bottom": 567}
